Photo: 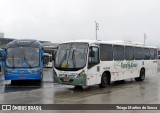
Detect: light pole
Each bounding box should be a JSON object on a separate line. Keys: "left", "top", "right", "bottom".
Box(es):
{"left": 144, "top": 33, "right": 147, "bottom": 45}
{"left": 95, "top": 21, "right": 99, "bottom": 40}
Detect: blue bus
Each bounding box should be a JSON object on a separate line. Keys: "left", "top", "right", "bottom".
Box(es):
{"left": 0, "top": 48, "right": 4, "bottom": 73}
{"left": 3, "top": 39, "right": 44, "bottom": 84}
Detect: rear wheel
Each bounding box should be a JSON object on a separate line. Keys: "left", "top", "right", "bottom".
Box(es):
{"left": 99, "top": 73, "right": 110, "bottom": 88}
{"left": 135, "top": 69, "right": 145, "bottom": 81}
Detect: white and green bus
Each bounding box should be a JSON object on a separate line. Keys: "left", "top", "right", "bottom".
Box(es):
{"left": 54, "top": 40, "right": 158, "bottom": 88}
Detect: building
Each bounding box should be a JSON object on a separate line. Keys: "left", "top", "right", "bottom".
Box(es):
{"left": 0, "top": 33, "right": 4, "bottom": 38}
{"left": 42, "top": 43, "right": 59, "bottom": 60}
{"left": 0, "top": 38, "right": 14, "bottom": 48}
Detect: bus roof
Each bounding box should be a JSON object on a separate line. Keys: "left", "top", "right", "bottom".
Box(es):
{"left": 62, "top": 39, "right": 157, "bottom": 48}
{"left": 7, "top": 39, "right": 42, "bottom": 48}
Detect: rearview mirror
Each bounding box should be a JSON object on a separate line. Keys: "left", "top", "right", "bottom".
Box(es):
{"left": 53, "top": 51, "right": 57, "bottom": 61}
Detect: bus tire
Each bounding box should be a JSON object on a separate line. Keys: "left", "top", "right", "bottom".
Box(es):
{"left": 135, "top": 69, "right": 145, "bottom": 81}
{"left": 74, "top": 85, "right": 83, "bottom": 89}
{"left": 36, "top": 80, "right": 42, "bottom": 86}
{"left": 99, "top": 73, "right": 110, "bottom": 88}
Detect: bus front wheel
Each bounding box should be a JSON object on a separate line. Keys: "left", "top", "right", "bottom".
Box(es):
{"left": 99, "top": 73, "right": 110, "bottom": 88}
{"left": 74, "top": 85, "right": 83, "bottom": 89}
{"left": 135, "top": 69, "right": 145, "bottom": 81}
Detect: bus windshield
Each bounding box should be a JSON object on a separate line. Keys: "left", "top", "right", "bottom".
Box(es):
{"left": 55, "top": 43, "right": 88, "bottom": 71}
{"left": 44, "top": 54, "right": 52, "bottom": 65}
{"left": 44, "top": 55, "right": 50, "bottom": 65}
{"left": 6, "top": 47, "right": 40, "bottom": 68}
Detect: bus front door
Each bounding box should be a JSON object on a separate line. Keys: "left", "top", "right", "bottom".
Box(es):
{"left": 87, "top": 46, "right": 100, "bottom": 85}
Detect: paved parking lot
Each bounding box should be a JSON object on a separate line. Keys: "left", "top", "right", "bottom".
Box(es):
{"left": 0, "top": 68, "right": 160, "bottom": 113}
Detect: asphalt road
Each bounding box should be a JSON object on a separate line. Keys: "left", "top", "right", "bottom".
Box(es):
{"left": 0, "top": 68, "right": 160, "bottom": 113}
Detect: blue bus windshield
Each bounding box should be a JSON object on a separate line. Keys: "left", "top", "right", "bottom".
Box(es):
{"left": 6, "top": 47, "right": 40, "bottom": 68}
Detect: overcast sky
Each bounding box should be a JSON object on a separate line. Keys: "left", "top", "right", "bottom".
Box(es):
{"left": 0, "top": 0, "right": 160, "bottom": 46}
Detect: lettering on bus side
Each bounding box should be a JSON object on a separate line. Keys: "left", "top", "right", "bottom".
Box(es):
{"left": 103, "top": 67, "right": 110, "bottom": 70}
{"left": 114, "top": 61, "right": 138, "bottom": 70}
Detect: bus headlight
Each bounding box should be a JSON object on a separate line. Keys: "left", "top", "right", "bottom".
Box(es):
{"left": 5, "top": 70, "right": 11, "bottom": 74}
{"left": 77, "top": 70, "right": 85, "bottom": 77}
{"left": 31, "top": 69, "right": 41, "bottom": 74}
{"left": 35, "top": 69, "right": 41, "bottom": 73}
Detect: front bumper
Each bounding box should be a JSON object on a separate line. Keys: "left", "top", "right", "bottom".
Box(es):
{"left": 4, "top": 73, "right": 42, "bottom": 80}
{"left": 54, "top": 74, "right": 87, "bottom": 86}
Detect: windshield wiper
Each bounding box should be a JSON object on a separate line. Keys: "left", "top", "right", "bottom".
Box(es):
{"left": 59, "top": 52, "right": 67, "bottom": 67}
{"left": 24, "top": 56, "right": 32, "bottom": 68}
{"left": 71, "top": 49, "right": 76, "bottom": 68}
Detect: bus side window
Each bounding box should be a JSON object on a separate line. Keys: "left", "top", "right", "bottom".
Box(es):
{"left": 143, "top": 48, "right": 150, "bottom": 60}
{"left": 150, "top": 48, "right": 155, "bottom": 60}
{"left": 88, "top": 46, "right": 99, "bottom": 68}
{"left": 154, "top": 49, "right": 158, "bottom": 60}
{"left": 125, "top": 46, "right": 134, "bottom": 60}
{"left": 100, "top": 44, "right": 113, "bottom": 61}
{"left": 134, "top": 47, "right": 143, "bottom": 60}
{"left": 113, "top": 45, "right": 124, "bottom": 60}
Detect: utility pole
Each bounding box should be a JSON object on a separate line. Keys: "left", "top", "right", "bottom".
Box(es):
{"left": 95, "top": 21, "right": 99, "bottom": 40}
{"left": 144, "top": 33, "right": 147, "bottom": 45}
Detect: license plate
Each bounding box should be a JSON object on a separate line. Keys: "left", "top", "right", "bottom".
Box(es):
{"left": 63, "top": 77, "right": 69, "bottom": 82}
{"left": 19, "top": 76, "right": 25, "bottom": 79}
